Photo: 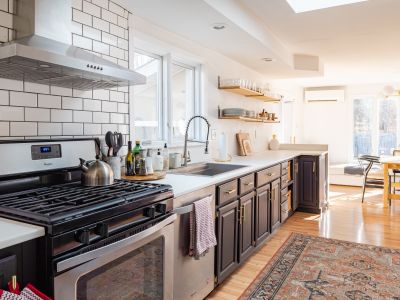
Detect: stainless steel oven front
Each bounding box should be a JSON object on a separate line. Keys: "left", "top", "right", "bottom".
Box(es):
{"left": 54, "top": 213, "right": 176, "bottom": 300}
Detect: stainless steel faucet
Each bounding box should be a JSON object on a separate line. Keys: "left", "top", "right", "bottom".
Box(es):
{"left": 182, "top": 115, "right": 211, "bottom": 167}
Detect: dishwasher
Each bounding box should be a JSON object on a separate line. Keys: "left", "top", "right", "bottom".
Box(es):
{"left": 173, "top": 186, "right": 216, "bottom": 300}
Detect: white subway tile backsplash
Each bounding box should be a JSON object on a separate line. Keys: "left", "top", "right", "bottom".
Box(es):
{"left": 38, "top": 123, "right": 62, "bottom": 136}
{"left": 0, "top": 122, "right": 9, "bottom": 136}
{"left": 73, "top": 89, "right": 93, "bottom": 99}
{"left": 93, "top": 112, "right": 109, "bottom": 123}
{"left": 93, "top": 40, "right": 110, "bottom": 55}
{"left": 83, "top": 1, "right": 101, "bottom": 17}
{"left": 117, "top": 59, "right": 128, "bottom": 68}
{"left": 63, "top": 123, "right": 83, "bottom": 135}
{"left": 0, "top": 90, "right": 9, "bottom": 105}
{"left": 102, "top": 101, "right": 117, "bottom": 112}
{"left": 83, "top": 25, "right": 101, "bottom": 41}
{"left": 93, "top": 89, "right": 110, "bottom": 101}
{"left": 0, "top": 0, "right": 131, "bottom": 140}
{"left": 102, "top": 123, "right": 118, "bottom": 134}
{"left": 110, "top": 113, "right": 124, "bottom": 124}
{"left": 101, "top": 8, "right": 118, "bottom": 24}
{"left": 102, "top": 32, "right": 117, "bottom": 46}
{"left": 110, "top": 90, "right": 125, "bottom": 102}
{"left": 62, "top": 97, "right": 83, "bottom": 110}
{"left": 92, "top": 0, "right": 108, "bottom": 9}
{"left": 50, "top": 86, "right": 73, "bottom": 97}
{"left": 0, "top": 106, "right": 24, "bottom": 121}
{"left": 25, "top": 108, "right": 50, "bottom": 122}
{"left": 74, "top": 110, "right": 92, "bottom": 122}
{"left": 10, "top": 91, "right": 37, "bottom": 107}
{"left": 0, "top": 78, "right": 23, "bottom": 91}
{"left": 84, "top": 123, "right": 101, "bottom": 135}
{"left": 73, "top": 34, "right": 92, "bottom": 51}
{"left": 38, "top": 94, "right": 62, "bottom": 109}
{"left": 10, "top": 122, "right": 37, "bottom": 136}
{"left": 73, "top": 8, "right": 92, "bottom": 26}
{"left": 110, "top": 24, "right": 125, "bottom": 38}
{"left": 83, "top": 99, "right": 102, "bottom": 111}
{"left": 72, "top": 0, "right": 82, "bottom": 10}
{"left": 0, "top": 11, "right": 12, "bottom": 28}
{"left": 109, "top": 2, "right": 125, "bottom": 17}
{"left": 117, "top": 16, "right": 128, "bottom": 29}
{"left": 51, "top": 109, "right": 73, "bottom": 122}
{"left": 71, "top": 21, "right": 83, "bottom": 35}
{"left": 110, "top": 46, "right": 124, "bottom": 59}
{"left": 93, "top": 17, "right": 109, "bottom": 32}
{"left": 117, "top": 102, "right": 128, "bottom": 113}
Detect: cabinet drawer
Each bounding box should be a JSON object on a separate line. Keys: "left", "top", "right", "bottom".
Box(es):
{"left": 281, "top": 173, "right": 289, "bottom": 188}
{"left": 281, "top": 161, "right": 289, "bottom": 175}
{"left": 217, "top": 179, "right": 238, "bottom": 206}
{"left": 256, "top": 165, "right": 280, "bottom": 187}
{"left": 281, "top": 187, "right": 289, "bottom": 203}
{"left": 239, "top": 174, "right": 255, "bottom": 195}
{"left": 281, "top": 200, "right": 289, "bottom": 222}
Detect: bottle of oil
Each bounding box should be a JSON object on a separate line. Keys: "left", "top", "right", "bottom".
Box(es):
{"left": 133, "top": 140, "right": 141, "bottom": 175}
{"left": 125, "top": 141, "right": 135, "bottom": 176}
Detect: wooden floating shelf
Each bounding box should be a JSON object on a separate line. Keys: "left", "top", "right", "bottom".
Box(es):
{"left": 218, "top": 77, "right": 281, "bottom": 102}
{"left": 218, "top": 115, "right": 280, "bottom": 124}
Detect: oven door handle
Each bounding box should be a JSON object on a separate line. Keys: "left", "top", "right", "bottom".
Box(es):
{"left": 56, "top": 213, "right": 177, "bottom": 273}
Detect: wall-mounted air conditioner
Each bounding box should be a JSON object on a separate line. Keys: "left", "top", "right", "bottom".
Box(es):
{"left": 304, "top": 87, "right": 345, "bottom": 103}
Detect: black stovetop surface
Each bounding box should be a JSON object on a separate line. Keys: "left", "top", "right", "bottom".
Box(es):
{"left": 0, "top": 179, "right": 172, "bottom": 225}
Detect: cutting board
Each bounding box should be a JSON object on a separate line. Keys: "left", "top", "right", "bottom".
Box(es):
{"left": 236, "top": 132, "right": 252, "bottom": 156}
{"left": 123, "top": 171, "right": 166, "bottom": 181}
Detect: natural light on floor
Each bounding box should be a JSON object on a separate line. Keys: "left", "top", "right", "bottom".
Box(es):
{"left": 286, "top": 0, "right": 367, "bottom": 13}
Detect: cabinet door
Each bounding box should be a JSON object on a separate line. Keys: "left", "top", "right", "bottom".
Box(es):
{"left": 255, "top": 185, "right": 270, "bottom": 245}
{"left": 293, "top": 158, "right": 299, "bottom": 211}
{"left": 216, "top": 200, "right": 239, "bottom": 283}
{"left": 299, "top": 156, "right": 318, "bottom": 210}
{"left": 270, "top": 179, "right": 281, "bottom": 232}
{"left": 238, "top": 192, "right": 255, "bottom": 262}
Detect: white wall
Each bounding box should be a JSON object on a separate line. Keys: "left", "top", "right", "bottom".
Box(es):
{"left": 132, "top": 17, "right": 282, "bottom": 158}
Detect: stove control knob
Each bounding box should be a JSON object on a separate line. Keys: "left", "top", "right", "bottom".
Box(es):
{"left": 75, "top": 229, "right": 90, "bottom": 245}
{"left": 144, "top": 206, "right": 156, "bottom": 218}
{"left": 155, "top": 203, "right": 167, "bottom": 214}
{"left": 95, "top": 223, "right": 108, "bottom": 238}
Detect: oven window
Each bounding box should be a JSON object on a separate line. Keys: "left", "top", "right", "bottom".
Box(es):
{"left": 76, "top": 237, "right": 164, "bottom": 300}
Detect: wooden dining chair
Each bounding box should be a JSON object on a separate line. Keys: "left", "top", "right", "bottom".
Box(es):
{"left": 358, "top": 155, "right": 384, "bottom": 203}
{"left": 388, "top": 149, "right": 400, "bottom": 205}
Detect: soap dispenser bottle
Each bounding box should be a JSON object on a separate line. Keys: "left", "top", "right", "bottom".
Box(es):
{"left": 154, "top": 149, "right": 164, "bottom": 171}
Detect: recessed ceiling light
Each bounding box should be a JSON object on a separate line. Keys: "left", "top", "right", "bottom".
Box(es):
{"left": 211, "top": 23, "right": 227, "bottom": 30}
{"left": 286, "top": 0, "right": 368, "bottom": 13}
{"left": 262, "top": 58, "right": 275, "bottom": 62}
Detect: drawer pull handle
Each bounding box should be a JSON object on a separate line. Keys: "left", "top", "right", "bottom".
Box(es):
{"left": 283, "top": 193, "right": 289, "bottom": 197}
{"left": 225, "top": 189, "right": 236, "bottom": 194}
{"left": 244, "top": 182, "right": 254, "bottom": 186}
{"left": 267, "top": 173, "right": 275, "bottom": 177}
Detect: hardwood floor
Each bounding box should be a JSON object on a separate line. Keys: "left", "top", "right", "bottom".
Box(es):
{"left": 208, "top": 185, "right": 400, "bottom": 300}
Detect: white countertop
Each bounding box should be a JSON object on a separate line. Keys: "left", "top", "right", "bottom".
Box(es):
{"left": 0, "top": 218, "right": 45, "bottom": 250}
{"left": 152, "top": 150, "right": 327, "bottom": 197}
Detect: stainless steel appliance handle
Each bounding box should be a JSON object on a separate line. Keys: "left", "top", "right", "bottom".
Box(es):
{"left": 56, "top": 213, "right": 177, "bottom": 273}
{"left": 173, "top": 194, "right": 213, "bottom": 215}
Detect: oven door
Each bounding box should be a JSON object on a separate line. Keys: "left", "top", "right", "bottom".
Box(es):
{"left": 54, "top": 213, "right": 176, "bottom": 300}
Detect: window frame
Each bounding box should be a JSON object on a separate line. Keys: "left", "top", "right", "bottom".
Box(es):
{"left": 131, "top": 48, "right": 201, "bottom": 147}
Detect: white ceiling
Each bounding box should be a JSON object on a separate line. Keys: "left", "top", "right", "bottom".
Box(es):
{"left": 118, "top": 0, "right": 400, "bottom": 85}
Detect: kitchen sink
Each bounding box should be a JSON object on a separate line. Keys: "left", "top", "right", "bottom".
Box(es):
{"left": 169, "top": 162, "right": 247, "bottom": 177}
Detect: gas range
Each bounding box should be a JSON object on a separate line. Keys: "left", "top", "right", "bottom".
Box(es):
{"left": 0, "top": 138, "right": 175, "bottom": 298}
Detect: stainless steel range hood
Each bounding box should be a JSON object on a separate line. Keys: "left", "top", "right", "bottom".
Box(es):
{"left": 0, "top": 0, "right": 146, "bottom": 90}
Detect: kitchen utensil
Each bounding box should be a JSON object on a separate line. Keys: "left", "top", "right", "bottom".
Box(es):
{"left": 79, "top": 158, "right": 114, "bottom": 186}
{"left": 105, "top": 131, "right": 113, "bottom": 157}
{"left": 112, "top": 132, "right": 123, "bottom": 156}
{"left": 236, "top": 132, "right": 250, "bottom": 156}
{"left": 109, "top": 156, "right": 123, "bottom": 179}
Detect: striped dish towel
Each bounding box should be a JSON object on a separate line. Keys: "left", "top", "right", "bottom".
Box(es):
{"left": 189, "top": 195, "right": 217, "bottom": 258}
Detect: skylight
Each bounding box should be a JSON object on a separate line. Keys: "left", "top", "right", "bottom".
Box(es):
{"left": 286, "top": 0, "right": 367, "bottom": 13}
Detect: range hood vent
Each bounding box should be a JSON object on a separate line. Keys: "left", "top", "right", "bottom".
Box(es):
{"left": 0, "top": 0, "right": 146, "bottom": 90}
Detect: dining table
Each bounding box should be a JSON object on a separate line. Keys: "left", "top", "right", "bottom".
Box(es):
{"left": 380, "top": 155, "right": 400, "bottom": 207}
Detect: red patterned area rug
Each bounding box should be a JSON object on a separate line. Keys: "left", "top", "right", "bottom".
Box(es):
{"left": 240, "top": 233, "right": 400, "bottom": 300}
